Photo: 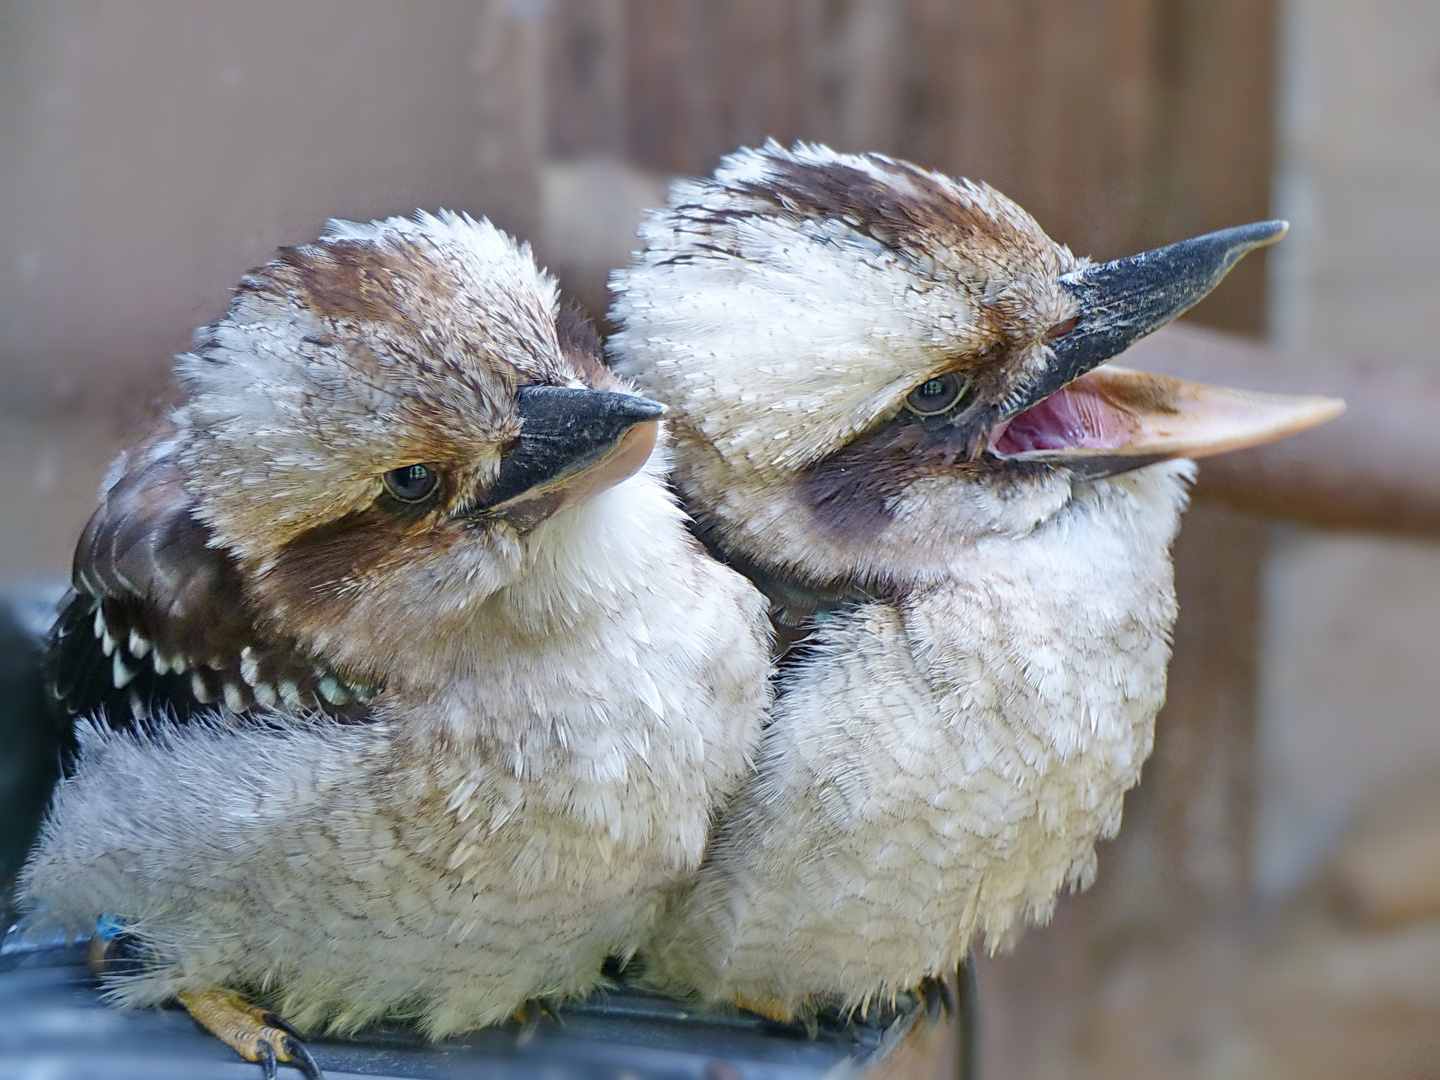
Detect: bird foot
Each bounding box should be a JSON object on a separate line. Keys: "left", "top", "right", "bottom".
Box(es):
{"left": 914, "top": 974, "right": 954, "bottom": 1025}
{"left": 511, "top": 998, "right": 565, "bottom": 1045}
{"left": 177, "top": 989, "right": 323, "bottom": 1079}
{"left": 731, "top": 990, "right": 796, "bottom": 1025}
{"left": 731, "top": 991, "right": 821, "bottom": 1037}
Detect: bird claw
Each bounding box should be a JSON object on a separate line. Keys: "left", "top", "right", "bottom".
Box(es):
{"left": 515, "top": 999, "right": 543, "bottom": 1047}
{"left": 955, "top": 953, "right": 979, "bottom": 1080}
{"left": 176, "top": 988, "right": 324, "bottom": 1078}
{"left": 255, "top": 1040, "right": 278, "bottom": 1080}
{"left": 513, "top": 998, "right": 565, "bottom": 1046}
{"left": 261, "top": 1011, "right": 303, "bottom": 1039}
{"left": 915, "top": 974, "right": 953, "bottom": 1024}
{"left": 730, "top": 990, "right": 798, "bottom": 1026}
{"left": 281, "top": 1035, "right": 324, "bottom": 1080}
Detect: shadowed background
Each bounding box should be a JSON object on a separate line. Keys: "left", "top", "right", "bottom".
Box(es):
{"left": 3, "top": 2, "right": 1438, "bottom": 1077}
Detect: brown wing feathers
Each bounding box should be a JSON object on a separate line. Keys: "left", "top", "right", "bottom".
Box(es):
{"left": 43, "top": 294, "right": 608, "bottom": 736}
{"left": 46, "top": 446, "right": 373, "bottom": 733}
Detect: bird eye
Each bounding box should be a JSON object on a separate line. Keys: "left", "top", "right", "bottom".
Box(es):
{"left": 904, "top": 373, "right": 966, "bottom": 416}
{"left": 382, "top": 463, "right": 439, "bottom": 503}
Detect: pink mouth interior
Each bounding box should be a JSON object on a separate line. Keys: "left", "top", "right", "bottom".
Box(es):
{"left": 990, "top": 373, "right": 1134, "bottom": 455}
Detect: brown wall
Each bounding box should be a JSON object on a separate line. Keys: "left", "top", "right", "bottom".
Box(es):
{"left": 0, "top": 0, "right": 1276, "bottom": 417}
{"left": 549, "top": 0, "right": 1276, "bottom": 328}
{"left": 0, "top": 2, "right": 528, "bottom": 411}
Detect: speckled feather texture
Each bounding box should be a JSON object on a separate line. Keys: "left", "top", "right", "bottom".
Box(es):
{"left": 642, "top": 463, "right": 1190, "bottom": 1014}
{"left": 22, "top": 211, "right": 773, "bottom": 1037}
{"left": 610, "top": 142, "right": 1196, "bottom": 1016}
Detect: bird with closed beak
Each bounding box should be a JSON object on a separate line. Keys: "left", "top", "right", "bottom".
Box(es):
{"left": 609, "top": 142, "right": 1343, "bottom": 1023}
{"left": 22, "top": 211, "right": 772, "bottom": 1075}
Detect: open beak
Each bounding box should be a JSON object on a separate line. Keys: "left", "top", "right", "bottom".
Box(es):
{"left": 989, "top": 365, "right": 1344, "bottom": 477}
{"left": 986, "top": 220, "right": 1343, "bottom": 474}
{"left": 483, "top": 386, "right": 663, "bottom": 530}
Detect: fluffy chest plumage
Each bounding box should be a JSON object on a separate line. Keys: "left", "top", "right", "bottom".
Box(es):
{"left": 381, "top": 480, "right": 772, "bottom": 883}
{"left": 656, "top": 463, "right": 1191, "bottom": 1008}
{"left": 23, "top": 473, "right": 772, "bottom": 1035}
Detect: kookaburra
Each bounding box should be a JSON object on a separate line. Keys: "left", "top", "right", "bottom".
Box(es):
{"left": 22, "top": 212, "right": 772, "bottom": 1073}
{"left": 609, "top": 142, "right": 1342, "bottom": 1022}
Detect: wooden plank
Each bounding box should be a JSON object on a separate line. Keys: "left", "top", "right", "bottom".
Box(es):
{"left": 1143, "top": 0, "right": 1279, "bottom": 334}
{"left": 925, "top": 0, "right": 1159, "bottom": 260}
{"left": 709, "top": 0, "right": 805, "bottom": 152}
{"left": 472, "top": 0, "right": 546, "bottom": 240}
{"left": 546, "top": 0, "right": 631, "bottom": 157}
{"left": 1124, "top": 501, "right": 1268, "bottom": 919}
{"left": 1129, "top": 324, "right": 1440, "bottom": 538}
{"left": 0, "top": 1, "right": 532, "bottom": 413}
{"left": 623, "top": 0, "right": 721, "bottom": 174}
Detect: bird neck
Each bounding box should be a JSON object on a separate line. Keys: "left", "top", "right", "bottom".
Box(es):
{"left": 502, "top": 468, "right": 690, "bottom": 631}
{"left": 376, "top": 468, "right": 692, "bottom": 706}
{"left": 888, "top": 462, "right": 1193, "bottom": 773}
{"left": 700, "top": 458, "right": 1194, "bottom": 627}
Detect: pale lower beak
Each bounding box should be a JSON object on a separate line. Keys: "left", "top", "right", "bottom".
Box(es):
{"left": 989, "top": 364, "right": 1344, "bottom": 478}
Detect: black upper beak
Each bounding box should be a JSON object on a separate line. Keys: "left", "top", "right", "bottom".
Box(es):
{"left": 484, "top": 386, "right": 664, "bottom": 512}
{"left": 1007, "top": 220, "right": 1289, "bottom": 421}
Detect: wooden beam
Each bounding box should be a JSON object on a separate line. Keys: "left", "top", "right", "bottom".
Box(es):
{"left": 1129, "top": 324, "right": 1440, "bottom": 538}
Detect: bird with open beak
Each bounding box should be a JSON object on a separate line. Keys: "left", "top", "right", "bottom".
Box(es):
{"left": 22, "top": 212, "right": 772, "bottom": 1075}
{"left": 609, "top": 142, "right": 1342, "bottom": 1023}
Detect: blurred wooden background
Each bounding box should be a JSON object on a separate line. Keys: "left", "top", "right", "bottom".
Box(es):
{"left": 541, "top": 0, "right": 1276, "bottom": 332}
{"left": 4, "top": 3, "right": 1439, "bottom": 1078}
{"left": 0, "top": 0, "right": 1276, "bottom": 412}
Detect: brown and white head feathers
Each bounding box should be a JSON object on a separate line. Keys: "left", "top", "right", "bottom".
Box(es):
{"left": 52, "top": 212, "right": 660, "bottom": 723}
{"left": 610, "top": 142, "right": 1089, "bottom": 591}
{"left": 178, "top": 211, "right": 570, "bottom": 563}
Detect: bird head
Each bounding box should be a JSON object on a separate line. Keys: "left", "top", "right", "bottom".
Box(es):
{"left": 168, "top": 211, "right": 663, "bottom": 687}
{"left": 610, "top": 142, "right": 1341, "bottom": 596}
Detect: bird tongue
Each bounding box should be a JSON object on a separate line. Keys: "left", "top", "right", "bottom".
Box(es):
{"left": 990, "top": 378, "right": 1133, "bottom": 455}
{"left": 988, "top": 365, "right": 1343, "bottom": 465}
